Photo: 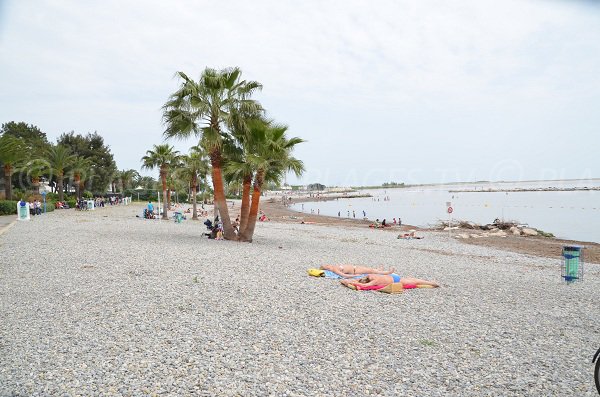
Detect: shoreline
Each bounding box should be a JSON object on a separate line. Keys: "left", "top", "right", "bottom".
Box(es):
{"left": 260, "top": 199, "right": 600, "bottom": 264}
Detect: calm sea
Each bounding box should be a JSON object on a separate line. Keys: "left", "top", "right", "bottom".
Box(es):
{"left": 290, "top": 180, "right": 600, "bottom": 243}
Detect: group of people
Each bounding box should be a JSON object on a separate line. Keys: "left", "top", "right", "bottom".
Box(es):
{"left": 28, "top": 199, "right": 43, "bottom": 215}
{"left": 320, "top": 264, "right": 439, "bottom": 289}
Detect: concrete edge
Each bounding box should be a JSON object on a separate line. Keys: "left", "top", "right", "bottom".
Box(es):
{"left": 0, "top": 220, "right": 17, "bottom": 237}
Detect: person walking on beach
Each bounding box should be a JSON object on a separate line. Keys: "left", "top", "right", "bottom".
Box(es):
{"left": 353, "top": 210, "right": 355, "bottom": 218}
{"left": 338, "top": 211, "right": 340, "bottom": 217}
{"left": 347, "top": 210, "right": 350, "bottom": 217}
{"left": 363, "top": 210, "right": 366, "bottom": 217}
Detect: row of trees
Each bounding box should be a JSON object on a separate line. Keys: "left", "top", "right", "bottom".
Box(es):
{"left": 0, "top": 122, "right": 144, "bottom": 201}
{"left": 143, "top": 67, "right": 304, "bottom": 242}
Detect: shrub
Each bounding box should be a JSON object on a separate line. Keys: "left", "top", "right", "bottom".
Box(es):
{"left": 66, "top": 199, "right": 76, "bottom": 208}
{"left": 45, "top": 192, "right": 59, "bottom": 201}
{"left": 82, "top": 190, "right": 93, "bottom": 199}
{"left": 45, "top": 203, "right": 55, "bottom": 212}
{"left": 0, "top": 200, "right": 19, "bottom": 215}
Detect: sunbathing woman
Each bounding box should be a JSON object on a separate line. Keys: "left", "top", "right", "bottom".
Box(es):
{"left": 340, "top": 273, "right": 439, "bottom": 288}
{"left": 320, "top": 264, "right": 395, "bottom": 278}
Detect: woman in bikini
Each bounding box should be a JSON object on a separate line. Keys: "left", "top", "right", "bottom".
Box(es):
{"left": 320, "top": 264, "right": 395, "bottom": 278}
{"left": 340, "top": 273, "right": 439, "bottom": 288}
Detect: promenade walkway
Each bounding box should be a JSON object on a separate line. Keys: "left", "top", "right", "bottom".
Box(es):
{"left": 0, "top": 214, "right": 16, "bottom": 235}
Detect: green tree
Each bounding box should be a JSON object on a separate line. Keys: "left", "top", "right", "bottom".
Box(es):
{"left": 119, "top": 169, "right": 140, "bottom": 193}
{"left": 45, "top": 145, "right": 76, "bottom": 202}
{"left": 162, "top": 67, "right": 263, "bottom": 240}
{"left": 69, "top": 157, "right": 93, "bottom": 200}
{"left": 58, "top": 131, "right": 117, "bottom": 193}
{"left": 0, "top": 135, "right": 27, "bottom": 200}
{"left": 0, "top": 121, "right": 50, "bottom": 154}
{"left": 141, "top": 144, "right": 180, "bottom": 220}
{"left": 240, "top": 120, "right": 304, "bottom": 242}
{"left": 178, "top": 147, "right": 210, "bottom": 220}
{"left": 23, "top": 158, "right": 49, "bottom": 194}
{"left": 224, "top": 124, "right": 261, "bottom": 236}
{"left": 137, "top": 175, "right": 157, "bottom": 190}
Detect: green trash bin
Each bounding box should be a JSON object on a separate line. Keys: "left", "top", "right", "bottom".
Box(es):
{"left": 561, "top": 245, "right": 583, "bottom": 282}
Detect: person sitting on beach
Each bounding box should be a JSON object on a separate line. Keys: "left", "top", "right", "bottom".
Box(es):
{"left": 340, "top": 274, "right": 439, "bottom": 288}
{"left": 320, "top": 264, "right": 395, "bottom": 278}
{"left": 382, "top": 219, "right": 387, "bottom": 227}
{"left": 147, "top": 201, "right": 154, "bottom": 216}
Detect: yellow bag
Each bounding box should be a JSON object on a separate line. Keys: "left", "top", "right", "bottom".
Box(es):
{"left": 307, "top": 269, "right": 325, "bottom": 277}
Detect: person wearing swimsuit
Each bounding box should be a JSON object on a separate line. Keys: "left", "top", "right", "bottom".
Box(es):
{"left": 341, "top": 273, "right": 439, "bottom": 288}
{"left": 320, "top": 264, "right": 395, "bottom": 278}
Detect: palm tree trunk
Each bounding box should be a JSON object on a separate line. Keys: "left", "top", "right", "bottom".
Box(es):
{"left": 167, "top": 188, "right": 171, "bottom": 208}
{"left": 238, "top": 174, "right": 252, "bottom": 236}
{"left": 75, "top": 174, "right": 81, "bottom": 200}
{"left": 191, "top": 175, "right": 198, "bottom": 221}
{"left": 57, "top": 173, "right": 64, "bottom": 202}
{"left": 3, "top": 164, "right": 12, "bottom": 200}
{"left": 160, "top": 169, "right": 168, "bottom": 220}
{"left": 240, "top": 169, "right": 264, "bottom": 243}
{"left": 210, "top": 151, "right": 235, "bottom": 240}
{"left": 32, "top": 176, "right": 40, "bottom": 195}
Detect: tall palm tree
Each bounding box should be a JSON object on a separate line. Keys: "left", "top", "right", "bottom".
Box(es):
{"left": 224, "top": 129, "right": 259, "bottom": 237}
{"left": 24, "top": 158, "right": 49, "bottom": 195}
{"left": 141, "top": 144, "right": 180, "bottom": 220}
{"left": 45, "top": 145, "right": 76, "bottom": 202}
{"left": 0, "top": 135, "right": 27, "bottom": 200}
{"left": 239, "top": 121, "right": 304, "bottom": 242}
{"left": 70, "top": 157, "right": 93, "bottom": 200}
{"left": 110, "top": 171, "right": 120, "bottom": 193}
{"left": 178, "top": 147, "right": 210, "bottom": 220}
{"left": 162, "top": 67, "right": 263, "bottom": 240}
{"left": 120, "top": 169, "right": 140, "bottom": 193}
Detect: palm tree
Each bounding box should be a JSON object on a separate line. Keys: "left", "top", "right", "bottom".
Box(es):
{"left": 110, "top": 171, "right": 120, "bottom": 193}
{"left": 24, "top": 158, "right": 49, "bottom": 195}
{"left": 239, "top": 121, "right": 304, "bottom": 242}
{"left": 224, "top": 129, "right": 259, "bottom": 237}
{"left": 137, "top": 175, "right": 157, "bottom": 190}
{"left": 70, "top": 157, "right": 93, "bottom": 200}
{"left": 141, "top": 144, "right": 180, "bottom": 220}
{"left": 178, "top": 147, "right": 210, "bottom": 220}
{"left": 120, "top": 169, "right": 140, "bottom": 193}
{"left": 45, "top": 145, "right": 76, "bottom": 202}
{"left": 0, "top": 135, "right": 27, "bottom": 200}
{"left": 162, "top": 67, "right": 263, "bottom": 240}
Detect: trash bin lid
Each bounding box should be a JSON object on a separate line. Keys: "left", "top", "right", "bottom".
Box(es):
{"left": 563, "top": 245, "right": 582, "bottom": 251}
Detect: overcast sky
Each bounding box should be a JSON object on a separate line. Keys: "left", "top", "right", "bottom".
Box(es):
{"left": 1, "top": 0, "right": 599, "bottom": 186}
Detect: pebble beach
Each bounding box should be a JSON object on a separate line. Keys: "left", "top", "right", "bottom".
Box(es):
{"left": 1, "top": 204, "right": 599, "bottom": 396}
